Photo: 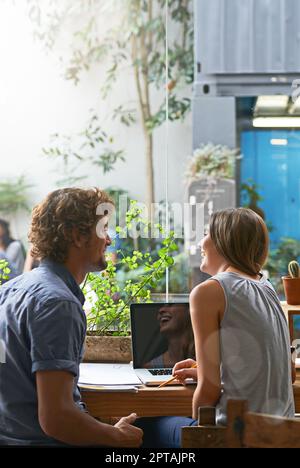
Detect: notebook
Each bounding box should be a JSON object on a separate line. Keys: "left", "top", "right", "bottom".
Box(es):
{"left": 130, "top": 302, "right": 196, "bottom": 386}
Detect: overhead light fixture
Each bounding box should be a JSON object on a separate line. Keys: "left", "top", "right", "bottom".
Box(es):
{"left": 255, "top": 95, "right": 289, "bottom": 115}
{"left": 270, "top": 139, "right": 288, "bottom": 146}
{"left": 253, "top": 117, "right": 300, "bottom": 128}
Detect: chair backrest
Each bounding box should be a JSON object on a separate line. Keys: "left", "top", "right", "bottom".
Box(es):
{"left": 182, "top": 399, "right": 300, "bottom": 448}
{"left": 227, "top": 399, "right": 300, "bottom": 448}
{"left": 181, "top": 406, "right": 227, "bottom": 448}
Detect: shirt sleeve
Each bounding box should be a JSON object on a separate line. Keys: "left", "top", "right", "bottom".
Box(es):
{"left": 28, "top": 300, "right": 86, "bottom": 377}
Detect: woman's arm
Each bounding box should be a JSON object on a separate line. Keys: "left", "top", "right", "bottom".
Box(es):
{"left": 190, "top": 280, "right": 225, "bottom": 419}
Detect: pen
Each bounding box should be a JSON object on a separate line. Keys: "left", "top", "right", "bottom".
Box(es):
{"left": 157, "top": 363, "right": 197, "bottom": 388}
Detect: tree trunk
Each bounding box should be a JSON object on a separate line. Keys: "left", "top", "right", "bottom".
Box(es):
{"left": 131, "top": 28, "right": 155, "bottom": 215}
{"left": 144, "top": 130, "right": 154, "bottom": 216}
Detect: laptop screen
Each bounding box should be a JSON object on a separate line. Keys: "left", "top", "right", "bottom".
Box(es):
{"left": 130, "top": 303, "right": 195, "bottom": 369}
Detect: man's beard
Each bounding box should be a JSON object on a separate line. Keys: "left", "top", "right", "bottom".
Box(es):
{"left": 89, "top": 255, "right": 107, "bottom": 273}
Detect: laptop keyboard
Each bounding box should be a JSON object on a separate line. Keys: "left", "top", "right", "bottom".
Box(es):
{"left": 149, "top": 368, "right": 173, "bottom": 376}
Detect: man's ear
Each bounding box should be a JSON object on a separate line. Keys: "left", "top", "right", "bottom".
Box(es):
{"left": 71, "top": 228, "right": 84, "bottom": 249}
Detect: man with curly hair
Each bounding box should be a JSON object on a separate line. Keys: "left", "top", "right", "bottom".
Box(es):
{"left": 0, "top": 188, "right": 143, "bottom": 447}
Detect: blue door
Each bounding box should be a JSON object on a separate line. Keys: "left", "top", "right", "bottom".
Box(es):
{"left": 241, "top": 131, "right": 300, "bottom": 244}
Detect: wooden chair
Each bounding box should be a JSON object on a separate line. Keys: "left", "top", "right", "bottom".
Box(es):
{"left": 182, "top": 399, "right": 300, "bottom": 448}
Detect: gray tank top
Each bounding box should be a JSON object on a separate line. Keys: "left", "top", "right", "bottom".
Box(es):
{"left": 210, "top": 272, "right": 295, "bottom": 425}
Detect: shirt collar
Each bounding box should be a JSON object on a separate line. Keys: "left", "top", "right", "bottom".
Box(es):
{"left": 40, "top": 259, "right": 85, "bottom": 305}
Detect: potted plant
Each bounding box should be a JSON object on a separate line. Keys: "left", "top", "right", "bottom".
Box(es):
{"left": 282, "top": 260, "right": 300, "bottom": 305}
{"left": 82, "top": 201, "right": 179, "bottom": 363}
{"left": 185, "top": 143, "right": 240, "bottom": 184}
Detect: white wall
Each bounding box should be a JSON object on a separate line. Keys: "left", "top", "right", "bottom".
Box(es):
{"left": 0, "top": 1, "right": 192, "bottom": 243}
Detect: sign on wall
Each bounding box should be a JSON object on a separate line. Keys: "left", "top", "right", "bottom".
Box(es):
{"left": 185, "top": 178, "right": 236, "bottom": 267}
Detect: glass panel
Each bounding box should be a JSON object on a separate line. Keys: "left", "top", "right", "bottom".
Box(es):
{"left": 0, "top": 0, "right": 195, "bottom": 334}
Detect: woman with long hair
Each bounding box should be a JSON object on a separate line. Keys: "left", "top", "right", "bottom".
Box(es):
{"left": 136, "top": 208, "right": 295, "bottom": 447}
{"left": 0, "top": 219, "right": 25, "bottom": 275}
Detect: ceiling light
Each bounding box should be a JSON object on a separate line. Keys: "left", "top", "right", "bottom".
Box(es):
{"left": 253, "top": 117, "right": 300, "bottom": 128}
{"left": 270, "top": 139, "right": 288, "bottom": 146}
{"left": 256, "top": 95, "right": 289, "bottom": 109}
{"left": 254, "top": 96, "right": 290, "bottom": 116}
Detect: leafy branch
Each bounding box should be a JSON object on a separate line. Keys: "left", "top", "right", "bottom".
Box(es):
{"left": 0, "top": 260, "right": 10, "bottom": 286}
{"left": 83, "top": 200, "right": 178, "bottom": 336}
{"left": 0, "top": 176, "right": 32, "bottom": 215}
{"left": 42, "top": 111, "right": 125, "bottom": 185}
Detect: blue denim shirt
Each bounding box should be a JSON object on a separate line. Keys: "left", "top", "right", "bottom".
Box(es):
{"left": 0, "top": 259, "right": 87, "bottom": 446}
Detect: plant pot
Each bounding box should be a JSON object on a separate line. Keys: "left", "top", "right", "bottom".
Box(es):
{"left": 282, "top": 276, "right": 300, "bottom": 305}
{"left": 83, "top": 335, "right": 132, "bottom": 363}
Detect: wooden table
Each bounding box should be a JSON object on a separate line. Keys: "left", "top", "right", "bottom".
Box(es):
{"left": 81, "top": 385, "right": 196, "bottom": 419}
{"left": 81, "top": 384, "right": 300, "bottom": 418}
{"left": 294, "top": 384, "right": 300, "bottom": 412}
{"left": 82, "top": 304, "right": 300, "bottom": 420}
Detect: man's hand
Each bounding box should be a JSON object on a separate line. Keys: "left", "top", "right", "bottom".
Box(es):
{"left": 114, "top": 413, "right": 143, "bottom": 447}
{"left": 36, "top": 370, "right": 142, "bottom": 447}
{"left": 172, "top": 358, "right": 198, "bottom": 385}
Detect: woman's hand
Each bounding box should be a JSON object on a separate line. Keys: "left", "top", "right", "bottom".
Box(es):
{"left": 172, "top": 358, "right": 197, "bottom": 385}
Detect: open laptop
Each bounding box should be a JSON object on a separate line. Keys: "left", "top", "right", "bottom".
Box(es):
{"left": 130, "top": 302, "right": 196, "bottom": 386}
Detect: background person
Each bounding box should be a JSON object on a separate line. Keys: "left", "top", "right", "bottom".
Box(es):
{"left": 0, "top": 188, "right": 142, "bottom": 447}
{"left": 0, "top": 219, "right": 26, "bottom": 275}
{"left": 136, "top": 208, "right": 295, "bottom": 447}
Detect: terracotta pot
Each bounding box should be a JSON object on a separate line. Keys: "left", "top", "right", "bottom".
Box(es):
{"left": 83, "top": 335, "right": 132, "bottom": 363}
{"left": 282, "top": 276, "right": 300, "bottom": 305}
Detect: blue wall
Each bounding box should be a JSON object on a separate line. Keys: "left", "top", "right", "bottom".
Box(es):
{"left": 241, "top": 131, "right": 300, "bottom": 244}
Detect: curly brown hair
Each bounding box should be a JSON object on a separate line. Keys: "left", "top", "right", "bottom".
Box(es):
{"left": 29, "top": 188, "right": 114, "bottom": 263}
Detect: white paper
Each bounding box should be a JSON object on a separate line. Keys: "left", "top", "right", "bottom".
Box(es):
{"left": 79, "top": 384, "right": 139, "bottom": 392}
{"left": 79, "top": 363, "right": 141, "bottom": 386}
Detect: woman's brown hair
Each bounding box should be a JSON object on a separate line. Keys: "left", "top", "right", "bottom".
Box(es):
{"left": 209, "top": 208, "right": 269, "bottom": 276}
{"left": 29, "top": 188, "right": 113, "bottom": 264}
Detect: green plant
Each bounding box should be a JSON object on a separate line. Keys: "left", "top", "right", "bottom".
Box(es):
{"left": 42, "top": 112, "right": 125, "bottom": 187}
{"left": 0, "top": 260, "right": 10, "bottom": 285}
{"left": 0, "top": 176, "right": 32, "bottom": 216}
{"left": 185, "top": 143, "right": 241, "bottom": 182}
{"left": 153, "top": 252, "right": 190, "bottom": 294}
{"left": 288, "top": 261, "right": 300, "bottom": 278}
{"left": 241, "top": 179, "right": 263, "bottom": 207}
{"left": 240, "top": 179, "right": 265, "bottom": 220}
{"left": 83, "top": 201, "right": 179, "bottom": 336}
{"left": 265, "top": 238, "right": 300, "bottom": 295}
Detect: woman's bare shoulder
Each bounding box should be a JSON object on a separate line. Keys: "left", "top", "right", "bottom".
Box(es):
{"left": 190, "top": 278, "right": 224, "bottom": 300}
{"left": 189, "top": 279, "right": 225, "bottom": 317}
